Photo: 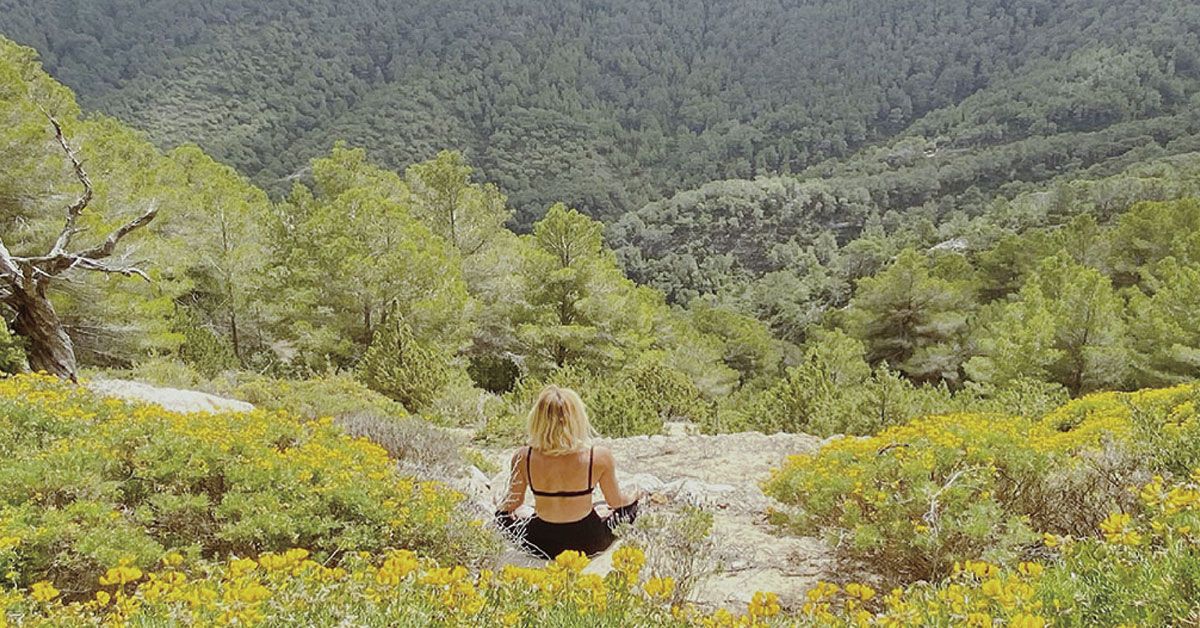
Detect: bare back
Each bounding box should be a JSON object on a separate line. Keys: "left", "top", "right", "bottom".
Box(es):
{"left": 500, "top": 445, "right": 635, "bottom": 523}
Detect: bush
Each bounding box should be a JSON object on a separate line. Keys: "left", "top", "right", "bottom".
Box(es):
{"left": 357, "top": 318, "right": 450, "bottom": 412}
{"left": 119, "top": 356, "right": 209, "bottom": 390}
{"left": 0, "top": 320, "right": 24, "bottom": 375}
{"left": 467, "top": 353, "right": 521, "bottom": 394}
{"left": 424, "top": 368, "right": 496, "bottom": 428}
{"left": 232, "top": 372, "right": 408, "bottom": 420}
{"left": 462, "top": 447, "right": 500, "bottom": 475}
{"left": 0, "top": 547, "right": 788, "bottom": 626}
{"left": 175, "top": 313, "right": 239, "bottom": 378}
{"left": 0, "top": 374, "right": 497, "bottom": 596}
{"left": 583, "top": 378, "right": 664, "bottom": 438}
{"left": 794, "top": 471, "right": 1200, "bottom": 626}
{"left": 627, "top": 359, "right": 716, "bottom": 426}
{"left": 615, "top": 504, "right": 724, "bottom": 606}
{"left": 765, "top": 383, "right": 1200, "bottom": 586}
{"left": 714, "top": 363, "right": 953, "bottom": 437}
{"left": 335, "top": 411, "right": 466, "bottom": 476}
{"left": 766, "top": 412, "right": 1046, "bottom": 584}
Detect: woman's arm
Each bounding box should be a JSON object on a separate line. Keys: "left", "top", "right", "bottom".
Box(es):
{"left": 595, "top": 447, "right": 640, "bottom": 508}
{"left": 497, "top": 448, "right": 528, "bottom": 514}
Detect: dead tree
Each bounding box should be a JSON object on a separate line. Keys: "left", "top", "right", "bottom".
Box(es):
{"left": 0, "top": 115, "right": 157, "bottom": 382}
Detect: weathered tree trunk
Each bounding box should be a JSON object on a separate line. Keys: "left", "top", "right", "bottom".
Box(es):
{"left": 0, "top": 113, "right": 157, "bottom": 383}
{"left": 229, "top": 310, "right": 241, "bottom": 363}
{"left": 9, "top": 290, "right": 78, "bottom": 382}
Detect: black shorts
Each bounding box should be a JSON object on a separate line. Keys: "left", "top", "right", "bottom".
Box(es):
{"left": 495, "top": 501, "right": 640, "bottom": 560}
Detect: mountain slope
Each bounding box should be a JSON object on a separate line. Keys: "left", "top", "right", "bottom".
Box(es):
{"left": 1, "top": 0, "right": 1197, "bottom": 224}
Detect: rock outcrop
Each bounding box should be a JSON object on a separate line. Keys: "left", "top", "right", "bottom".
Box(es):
{"left": 87, "top": 378, "right": 255, "bottom": 414}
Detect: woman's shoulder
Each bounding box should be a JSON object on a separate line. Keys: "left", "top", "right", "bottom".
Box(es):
{"left": 591, "top": 445, "right": 616, "bottom": 466}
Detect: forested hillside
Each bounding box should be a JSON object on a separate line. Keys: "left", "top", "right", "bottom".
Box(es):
{"left": 1, "top": 0, "right": 1198, "bottom": 227}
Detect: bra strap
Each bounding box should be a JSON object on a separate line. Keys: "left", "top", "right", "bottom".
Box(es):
{"left": 525, "top": 446, "right": 535, "bottom": 492}
{"left": 587, "top": 446, "right": 594, "bottom": 488}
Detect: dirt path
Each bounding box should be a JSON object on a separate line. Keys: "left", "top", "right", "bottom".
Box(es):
{"left": 474, "top": 425, "right": 837, "bottom": 609}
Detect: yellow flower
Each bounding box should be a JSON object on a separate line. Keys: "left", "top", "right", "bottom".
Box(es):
{"left": 29, "top": 581, "right": 59, "bottom": 603}
{"left": 643, "top": 576, "right": 676, "bottom": 599}
{"left": 420, "top": 566, "right": 468, "bottom": 587}
{"left": 612, "top": 545, "right": 646, "bottom": 581}
{"left": 162, "top": 552, "right": 185, "bottom": 567}
{"left": 375, "top": 550, "right": 420, "bottom": 586}
{"left": 964, "top": 561, "right": 1000, "bottom": 579}
{"left": 1100, "top": 512, "right": 1143, "bottom": 546}
{"left": 845, "top": 582, "right": 876, "bottom": 601}
{"left": 966, "top": 612, "right": 992, "bottom": 627}
{"left": 807, "top": 581, "right": 840, "bottom": 603}
{"left": 553, "top": 550, "right": 590, "bottom": 574}
{"left": 748, "top": 591, "right": 781, "bottom": 617}
{"left": 99, "top": 559, "right": 144, "bottom": 586}
{"left": 1018, "top": 562, "right": 1045, "bottom": 578}
{"left": 1011, "top": 614, "right": 1047, "bottom": 628}
{"left": 229, "top": 557, "right": 258, "bottom": 577}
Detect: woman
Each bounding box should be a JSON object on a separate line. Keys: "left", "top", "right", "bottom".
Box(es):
{"left": 495, "top": 385, "right": 641, "bottom": 559}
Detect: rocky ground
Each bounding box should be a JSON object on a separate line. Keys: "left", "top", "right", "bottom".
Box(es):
{"left": 86, "top": 379, "right": 837, "bottom": 611}
{"left": 88, "top": 378, "right": 254, "bottom": 414}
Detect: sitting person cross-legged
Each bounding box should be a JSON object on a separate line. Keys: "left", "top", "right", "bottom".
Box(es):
{"left": 494, "top": 385, "right": 641, "bottom": 560}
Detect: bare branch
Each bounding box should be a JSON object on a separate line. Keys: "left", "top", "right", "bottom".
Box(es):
{"left": 0, "top": 238, "right": 19, "bottom": 283}
{"left": 922, "top": 466, "right": 982, "bottom": 537}
{"left": 74, "top": 204, "right": 158, "bottom": 262}
{"left": 46, "top": 114, "right": 94, "bottom": 256}
{"left": 69, "top": 257, "right": 152, "bottom": 282}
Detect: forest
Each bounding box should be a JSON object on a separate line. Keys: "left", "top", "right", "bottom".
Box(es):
{"left": 2, "top": 0, "right": 1200, "bottom": 623}
{"left": 1, "top": 0, "right": 1198, "bottom": 228}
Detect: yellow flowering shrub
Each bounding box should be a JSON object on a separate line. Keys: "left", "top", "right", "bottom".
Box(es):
{"left": 0, "top": 373, "right": 497, "bottom": 597}
{"left": 765, "top": 384, "right": 1200, "bottom": 584}
{"left": 794, "top": 471, "right": 1200, "bottom": 626}
{"left": 3, "top": 546, "right": 795, "bottom": 627}
{"left": 765, "top": 411, "right": 1047, "bottom": 582}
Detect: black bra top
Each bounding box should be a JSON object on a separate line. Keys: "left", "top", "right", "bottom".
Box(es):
{"left": 526, "top": 446, "right": 595, "bottom": 498}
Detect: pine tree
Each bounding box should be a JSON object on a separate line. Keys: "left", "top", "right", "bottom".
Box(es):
{"left": 847, "top": 249, "right": 974, "bottom": 386}
{"left": 358, "top": 317, "right": 450, "bottom": 412}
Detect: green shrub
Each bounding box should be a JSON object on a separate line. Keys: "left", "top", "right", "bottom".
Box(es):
{"left": 766, "top": 410, "right": 1048, "bottom": 584}
{"left": 1125, "top": 384, "right": 1200, "bottom": 476}
{"left": 357, "top": 318, "right": 450, "bottom": 411}
{"left": 334, "top": 411, "right": 466, "bottom": 475}
{"left": 584, "top": 379, "right": 662, "bottom": 437}
{"left": 232, "top": 372, "right": 407, "bottom": 420}
{"left": 119, "top": 356, "right": 209, "bottom": 390}
{"left": 627, "top": 359, "right": 715, "bottom": 425}
{"left": 616, "top": 504, "right": 723, "bottom": 606}
{"left": 475, "top": 409, "right": 527, "bottom": 448}
{"left": 467, "top": 353, "right": 521, "bottom": 394}
{"left": 0, "top": 319, "right": 24, "bottom": 375}
{"left": 1034, "top": 478, "right": 1200, "bottom": 625}
{"left": 175, "top": 313, "right": 239, "bottom": 378}
{"left": 424, "top": 368, "right": 494, "bottom": 428}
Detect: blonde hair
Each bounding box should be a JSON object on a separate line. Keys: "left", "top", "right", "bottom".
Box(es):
{"left": 527, "top": 385, "right": 595, "bottom": 455}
